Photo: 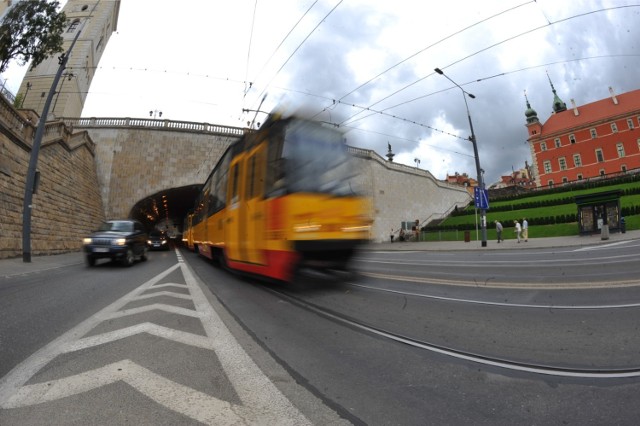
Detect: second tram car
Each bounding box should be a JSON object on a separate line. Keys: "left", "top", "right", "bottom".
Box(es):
{"left": 187, "top": 114, "right": 371, "bottom": 281}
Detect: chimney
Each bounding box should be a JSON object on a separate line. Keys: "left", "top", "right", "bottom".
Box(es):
{"left": 570, "top": 99, "right": 579, "bottom": 116}
{"left": 609, "top": 86, "right": 619, "bottom": 105}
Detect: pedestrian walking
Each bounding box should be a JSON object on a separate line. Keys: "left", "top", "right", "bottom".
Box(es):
{"left": 514, "top": 220, "right": 522, "bottom": 243}
{"left": 495, "top": 220, "right": 503, "bottom": 243}
{"left": 390, "top": 229, "right": 394, "bottom": 243}
{"left": 522, "top": 218, "right": 528, "bottom": 242}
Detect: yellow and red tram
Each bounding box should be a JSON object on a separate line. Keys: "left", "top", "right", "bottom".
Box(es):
{"left": 187, "top": 114, "right": 371, "bottom": 281}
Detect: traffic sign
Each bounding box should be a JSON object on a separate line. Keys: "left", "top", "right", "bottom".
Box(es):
{"left": 474, "top": 187, "right": 490, "bottom": 210}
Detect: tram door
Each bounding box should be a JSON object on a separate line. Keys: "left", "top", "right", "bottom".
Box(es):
{"left": 225, "top": 158, "right": 243, "bottom": 261}
{"left": 242, "top": 143, "right": 267, "bottom": 265}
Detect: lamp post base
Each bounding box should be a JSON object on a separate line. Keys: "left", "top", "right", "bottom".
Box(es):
{"left": 481, "top": 241, "right": 487, "bottom": 247}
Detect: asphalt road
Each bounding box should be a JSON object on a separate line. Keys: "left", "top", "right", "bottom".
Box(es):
{"left": 1, "top": 239, "right": 640, "bottom": 425}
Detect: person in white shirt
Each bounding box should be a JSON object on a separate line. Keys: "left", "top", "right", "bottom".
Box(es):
{"left": 522, "top": 218, "right": 528, "bottom": 242}
{"left": 514, "top": 220, "right": 522, "bottom": 243}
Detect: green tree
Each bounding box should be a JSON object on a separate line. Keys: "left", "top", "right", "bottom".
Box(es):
{"left": 0, "top": 0, "right": 67, "bottom": 74}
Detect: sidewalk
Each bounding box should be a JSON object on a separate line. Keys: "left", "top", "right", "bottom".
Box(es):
{"left": 2, "top": 230, "right": 639, "bottom": 277}
{"left": 1, "top": 251, "right": 84, "bottom": 278}
{"left": 364, "top": 229, "right": 640, "bottom": 251}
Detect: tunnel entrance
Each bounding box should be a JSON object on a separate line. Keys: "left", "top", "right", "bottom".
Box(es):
{"left": 129, "top": 185, "right": 201, "bottom": 237}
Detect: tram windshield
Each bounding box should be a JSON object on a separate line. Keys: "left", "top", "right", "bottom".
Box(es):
{"left": 281, "top": 121, "right": 360, "bottom": 196}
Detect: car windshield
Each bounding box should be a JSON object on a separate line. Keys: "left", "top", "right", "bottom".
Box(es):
{"left": 98, "top": 221, "right": 133, "bottom": 232}
{"left": 149, "top": 231, "right": 165, "bottom": 238}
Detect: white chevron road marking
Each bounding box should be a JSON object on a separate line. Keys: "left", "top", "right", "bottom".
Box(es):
{"left": 61, "top": 322, "right": 217, "bottom": 352}
{"left": 133, "top": 290, "right": 192, "bottom": 300}
{"left": 99, "top": 303, "right": 204, "bottom": 319}
{"left": 3, "top": 360, "right": 246, "bottom": 424}
{"left": 0, "top": 255, "right": 311, "bottom": 424}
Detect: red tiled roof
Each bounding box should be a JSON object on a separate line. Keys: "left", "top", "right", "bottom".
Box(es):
{"left": 541, "top": 88, "right": 640, "bottom": 136}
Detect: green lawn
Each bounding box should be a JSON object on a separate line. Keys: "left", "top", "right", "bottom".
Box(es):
{"left": 432, "top": 179, "right": 640, "bottom": 241}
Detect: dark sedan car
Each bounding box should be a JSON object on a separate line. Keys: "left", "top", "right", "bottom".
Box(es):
{"left": 147, "top": 230, "right": 170, "bottom": 251}
{"left": 83, "top": 220, "right": 148, "bottom": 266}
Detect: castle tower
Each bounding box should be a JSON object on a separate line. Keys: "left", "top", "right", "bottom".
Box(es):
{"left": 547, "top": 72, "right": 567, "bottom": 114}
{"left": 16, "top": 0, "right": 120, "bottom": 118}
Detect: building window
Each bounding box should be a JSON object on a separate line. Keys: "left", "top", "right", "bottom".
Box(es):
{"left": 622, "top": 164, "right": 627, "bottom": 173}
{"left": 637, "top": 138, "right": 640, "bottom": 152}
{"left": 558, "top": 157, "right": 567, "bottom": 170}
{"left": 562, "top": 177, "right": 568, "bottom": 183}
{"left": 590, "top": 128, "right": 597, "bottom": 138}
{"left": 577, "top": 174, "right": 583, "bottom": 180}
{"left": 554, "top": 138, "right": 561, "bottom": 148}
{"left": 611, "top": 123, "right": 618, "bottom": 133}
{"left": 573, "top": 154, "right": 582, "bottom": 167}
{"left": 67, "top": 19, "right": 80, "bottom": 33}
{"left": 569, "top": 134, "right": 576, "bottom": 144}
{"left": 596, "top": 149, "right": 604, "bottom": 162}
{"left": 600, "top": 169, "right": 606, "bottom": 177}
{"left": 628, "top": 118, "right": 635, "bottom": 130}
{"left": 617, "top": 143, "right": 625, "bottom": 158}
{"left": 540, "top": 141, "right": 547, "bottom": 151}
{"left": 548, "top": 180, "right": 554, "bottom": 188}
{"left": 543, "top": 160, "right": 552, "bottom": 174}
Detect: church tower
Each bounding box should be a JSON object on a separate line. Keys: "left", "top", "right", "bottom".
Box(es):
{"left": 16, "top": 0, "right": 120, "bottom": 118}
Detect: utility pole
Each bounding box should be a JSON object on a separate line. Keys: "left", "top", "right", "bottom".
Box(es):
{"left": 22, "top": 25, "right": 84, "bottom": 262}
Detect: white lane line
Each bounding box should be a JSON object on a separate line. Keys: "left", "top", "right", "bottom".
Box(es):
{"left": 179, "top": 256, "right": 312, "bottom": 425}
{"left": 574, "top": 240, "right": 634, "bottom": 251}
{"left": 285, "top": 292, "right": 640, "bottom": 379}
{"left": 0, "top": 263, "right": 180, "bottom": 407}
{"left": 0, "top": 255, "right": 312, "bottom": 425}
{"left": 350, "top": 282, "right": 640, "bottom": 309}
{"left": 3, "top": 360, "right": 241, "bottom": 426}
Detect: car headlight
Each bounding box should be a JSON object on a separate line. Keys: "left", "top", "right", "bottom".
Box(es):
{"left": 83, "top": 238, "right": 92, "bottom": 245}
{"left": 147, "top": 240, "right": 152, "bottom": 245}
{"left": 114, "top": 238, "right": 126, "bottom": 246}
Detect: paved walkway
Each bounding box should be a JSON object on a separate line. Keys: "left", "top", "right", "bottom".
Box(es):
{"left": 368, "top": 229, "right": 640, "bottom": 251}
{"left": 2, "top": 230, "right": 639, "bottom": 277}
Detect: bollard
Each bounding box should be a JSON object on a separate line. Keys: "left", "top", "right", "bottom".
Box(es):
{"left": 601, "top": 223, "right": 610, "bottom": 240}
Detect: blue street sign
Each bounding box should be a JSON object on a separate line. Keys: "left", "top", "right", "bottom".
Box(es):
{"left": 474, "top": 187, "right": 490, "bottom": 210}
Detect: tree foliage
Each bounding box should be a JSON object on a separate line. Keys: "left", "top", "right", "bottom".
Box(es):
{"left": 0, "top": 0, "right": 67, "bottom": 74}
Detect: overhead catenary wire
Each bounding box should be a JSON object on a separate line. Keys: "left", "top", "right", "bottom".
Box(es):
{"left": 249, "top": 0, "right": 344, "bottom": 112}
{"left": 338, "top": 4, "right": 640, "bottom": 127}
{"left": 243, "top": 0, "right": 259, "bottom": 99}
{"left": 312, "top": 0, "right": 536, "bottom": 122}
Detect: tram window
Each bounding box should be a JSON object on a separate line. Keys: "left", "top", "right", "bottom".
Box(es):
{"left": 230, "top": 164, "right": 240, "bottom": 204}
{"left": 247, "top": 155, "right": 256, "bottom": 199}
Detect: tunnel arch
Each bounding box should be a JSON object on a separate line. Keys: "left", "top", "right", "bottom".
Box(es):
{"left": 129, "top": 185, "right": 201, "bottom": 235}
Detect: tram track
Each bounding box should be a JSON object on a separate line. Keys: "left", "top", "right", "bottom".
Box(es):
{"left": 359, "top": 271, "right": 640, "bottom": 289}
{"left": 264, "top": 284, "right": 640, "bottom": 379}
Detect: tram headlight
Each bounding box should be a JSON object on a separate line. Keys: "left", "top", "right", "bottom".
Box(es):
{"left": 294, "top": 224, "right": 322, "bottom": 232}
{"left": 341, "top": 225, "right": 370, "bottom": 232}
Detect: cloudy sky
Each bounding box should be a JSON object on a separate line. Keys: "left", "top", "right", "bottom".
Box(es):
{"left": 3, "top": 0, "right": 640, "bottom": 185}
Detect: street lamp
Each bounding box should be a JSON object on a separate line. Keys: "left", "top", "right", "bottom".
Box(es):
{"left": 414, "top": 158, "right": 421, "bottom": 168}
{"left": 434, "top": 67, "right": 487, "bottom": 247}
{"left": 150, "top": 109, "right": 162, "bottom": 119}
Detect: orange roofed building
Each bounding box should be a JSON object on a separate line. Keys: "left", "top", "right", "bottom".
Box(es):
{"left": 525, "top": 80, "right": 640, "bottom": 188}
